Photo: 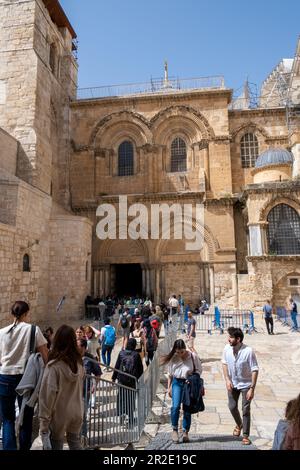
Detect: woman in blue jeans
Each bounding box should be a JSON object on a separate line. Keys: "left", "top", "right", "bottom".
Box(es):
{"left": 0, "top": 301, "right": 48, "bottom": 450}
{"left": 161, "top": 339, "right": 202, "bottom": 443}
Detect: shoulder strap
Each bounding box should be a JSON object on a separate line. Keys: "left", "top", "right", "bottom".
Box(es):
{"left": 29, "top": 325, "right": 36, "bottom": 355}
{"left": 191, "top": 352, "right": 196, "bottom": 373}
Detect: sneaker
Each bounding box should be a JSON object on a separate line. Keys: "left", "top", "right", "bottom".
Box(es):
{"left": 182, "top": 432, "right": 189, "bottom": 443}
{"left": 172, "top": 430, "right": 179, "bottom": 443}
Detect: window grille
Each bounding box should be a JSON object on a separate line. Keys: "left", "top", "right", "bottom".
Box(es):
{"left": 267, "top": 204, "right": 300, "bottom": 255}
{"left": 118, "top": 141, "right": 134, "bottom": 176}
{"left": 171, "top": 137, "right": 187, "bottom": 172}
{"left": 240, "top": 133, "right": 259, "bottom": 168}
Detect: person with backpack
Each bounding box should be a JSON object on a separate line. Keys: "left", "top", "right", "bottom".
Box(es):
{"left": 117, "top": 308, "right": 131, "bottom": 350}
{"left": 99, "top": 319, "right": 116, "bottom": 370}
{"left": 0, "top": 301, "right": 48, "bottom": 450}
{"left": 142, "top": 319, "right": 158, "bottom": 367}
{"left": 111, "top": 338, "right": 143, "bottom": 427}
{"left": 161, "top": 339, "right": 202, "bottom": 444}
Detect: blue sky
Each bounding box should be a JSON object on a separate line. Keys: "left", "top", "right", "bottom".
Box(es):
{"left": 60, "top": 0, "right": 300, "bottom": 95}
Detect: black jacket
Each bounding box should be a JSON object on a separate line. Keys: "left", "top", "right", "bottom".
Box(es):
{"left": 112, "top": 350, "right": 143, "bottom": 387}
{"left": 182, "top": 373, "right": 205, "bottom": 414}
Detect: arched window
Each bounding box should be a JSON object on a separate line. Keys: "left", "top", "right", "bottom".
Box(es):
{"left": 267, "top": 204, "right": 300, "bottom": 255}
{"left": 23, "top": 254, "right": 30, "bottom": 272}
{"left": 118, "top": 141, "right": 134, "bottom": 176}
{"left": 240, "top": 133, "right": 259, "bottom": 168}
{"left": 171, "top": 137, "right": 187, "bottom": 172}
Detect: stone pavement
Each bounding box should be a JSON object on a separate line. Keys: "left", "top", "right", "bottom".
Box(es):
{"left": 144, "top": 315, "right": 300, "bottom": 451}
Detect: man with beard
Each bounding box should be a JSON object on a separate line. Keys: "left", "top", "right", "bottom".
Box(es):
{"left": 221, "top": 327, "right": 259, "bottom": 446}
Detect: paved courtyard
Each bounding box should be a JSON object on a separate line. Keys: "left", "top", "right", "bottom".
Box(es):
{"left": 145, "top": 315, "right": 300, "bottom": 450}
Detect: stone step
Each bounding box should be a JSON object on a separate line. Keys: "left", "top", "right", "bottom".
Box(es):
{"left": 145, "top": 432, "right": 258, "bottom": 450}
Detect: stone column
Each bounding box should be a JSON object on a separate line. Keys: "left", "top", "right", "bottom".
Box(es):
{"left": 248, "top": 224, "right": 263, "bottom": 256}
{"left": 99, "top": 269, "right": 103, "bottom": 297}
{"left": 146, "top": 268, "right": 151, "bottom": 298}
{"left": 93, "top": 269, "right": 97, "bottom": 297}
{"left": 155, "top": 266, "right": 160, "bottom": 304}
{"left": 209, "top": 266, "right": 215, "bottom": 304}
{"left": 204, "top": 146, "right": 210, "bottom": 190}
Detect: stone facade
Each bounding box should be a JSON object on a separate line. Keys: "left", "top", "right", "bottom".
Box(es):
{"left": 0, "top": 1, "right": 299, "bottom": 320}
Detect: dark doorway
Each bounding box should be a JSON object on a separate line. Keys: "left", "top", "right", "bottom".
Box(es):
{"left": 114, "top": 264, "right": 142, "bottom": 297}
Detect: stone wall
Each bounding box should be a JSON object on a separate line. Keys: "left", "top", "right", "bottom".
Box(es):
{"left": 0, "top": 128, "right": 18, "bottom": 175}
{"left": 48, "top": 208, "right": 92, "bottom": 322}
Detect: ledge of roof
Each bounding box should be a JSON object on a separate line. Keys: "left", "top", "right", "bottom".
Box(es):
{"left": 42, "top": 0, "right": 76, "bottom": 39}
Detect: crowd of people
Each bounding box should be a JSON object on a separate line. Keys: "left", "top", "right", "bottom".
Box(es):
{"left": 0, "top": 294, "right": 299, "bottom": 451}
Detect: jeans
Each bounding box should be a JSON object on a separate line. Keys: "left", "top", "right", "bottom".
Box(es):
{"left": 227, "top": 387, "right": 251, "bottom": 437}
{"left": 291, "top": 312, "right": 298, "bottom": 330}
{"left": 265, "top": 317, "right": 274, "bottom": 334}
{"left": 0, "top": 374, "right": 34, "bottom": 450}
{"left": 101, "top": 345, "right": 113, "bottom": 367}
{"left": 163, "top": 320, "right": 169, "bottom": 334}
{"left": 171, "top": 378, "right": 191, "bottom": 432}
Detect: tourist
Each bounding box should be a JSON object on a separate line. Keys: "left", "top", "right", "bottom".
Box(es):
{"left": 168, "top": 295, "right": 179, "bottom": 319}
{"left": 283, "top": 393, "right": 300, "bottom": 450}
{"left": 186, "top": 311, "right": 197, "bottom": 353}
{"left": 162, "top": 304, "right": 170, "bottom": 335}
{"left": 178, "top": 294, "right": 185, "bottom": 333}
{"left": 272, "top": 398, "right": 296, "bottom": 450}
{"left": 77, "top": 338, "right": 102, "bottom": 440}
{"left": 75, "top": 326, "right": 85, "bottom": 341}
{"left": 0, "top": 301, "right": 48, "bottom": 450}
{"left": 161, "top": 339, "right": 202, "bottom": 443}
{"left": 84, "top": 325, "right": 101, "bottom": 361}
{"left": 99, "top": 318, "right": 116, "bottom": 369}
{"left": 98, "top": 298, "right": 106, "bottom": 321}
{"left": 39, "top": 325, "right": 84, "bottom": 450}
{"left": 112, "top": 338, "right": 143, "bottom": 427}
{"left": 289, "top": 298, "right": 298, "bottom": 331}
{"left": 42, "top": 326, "right": 54, "bottom": 350}
{"left": 221, "top": 327, "right": 259, "bottom": 445}
{"left": 263, "top": 300, "right": 274, "bottom": 335}
{"left": 143, "top": 319, "right": 158, "bottom": 366}
{"left": 130, "top": 320, "right": 146, "bottom": 361}
{"left": 117, "top": 308, "right": 131, "bottom": 350}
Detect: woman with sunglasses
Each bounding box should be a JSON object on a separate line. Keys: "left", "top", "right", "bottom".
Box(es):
{"left": 161, "top": 339, "right": 202, "bottom": 444}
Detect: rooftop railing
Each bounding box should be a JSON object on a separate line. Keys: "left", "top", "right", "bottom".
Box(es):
{"left": 76, "top": 75, "right": 225, "bottom": 100}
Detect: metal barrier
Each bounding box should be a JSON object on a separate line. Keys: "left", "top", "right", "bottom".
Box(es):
{"left": 83, "top": 320, "right": 178, "bottom": 448}
{"left": 276, "top": 307, "right": 300, "bottom": 331}
{"left": 83, "top": 371, "right": 139, "bottom": 447}
{"left": 195, "top": 307, "right": 256, "bottom": 334}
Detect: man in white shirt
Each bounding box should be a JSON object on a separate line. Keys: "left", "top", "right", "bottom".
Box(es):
{"left": 168, "top": 295, "right": 179, "bottom": 318}
{"left": 222, "top": 327, "right": 259, "bottom": 446}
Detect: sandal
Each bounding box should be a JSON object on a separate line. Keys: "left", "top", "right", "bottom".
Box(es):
{"left": 242, "top": 437, "right": 252, "bottom": 445}
{"left": 233, "top": 425, "right": 242, "bottom": 437}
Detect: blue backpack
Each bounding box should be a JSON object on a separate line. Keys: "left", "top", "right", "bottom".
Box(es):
{"left": 104, "top": 325, "right": 116, "bottom": 347}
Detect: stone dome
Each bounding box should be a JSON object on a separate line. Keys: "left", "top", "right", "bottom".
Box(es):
{"left": 255, "top": 148, "right": 293, "bottom": 168}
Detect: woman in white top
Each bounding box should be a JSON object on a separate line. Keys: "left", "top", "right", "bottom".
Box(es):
{"left": 161, "top": 339, "right": 202, "bottom": 444}
{"left": 0, "top": 301, "right": 48, "bottom": 450}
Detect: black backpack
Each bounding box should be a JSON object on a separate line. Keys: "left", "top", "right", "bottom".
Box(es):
{"left": 121, "top": 315, "right": 129, "bottom": 329}
{"left": 119, "top": 352, "right": 136, "bottom": 387}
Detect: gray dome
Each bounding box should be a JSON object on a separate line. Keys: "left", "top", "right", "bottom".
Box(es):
{"left": 255, "top": 148, "right": 293, "bottom": 168}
